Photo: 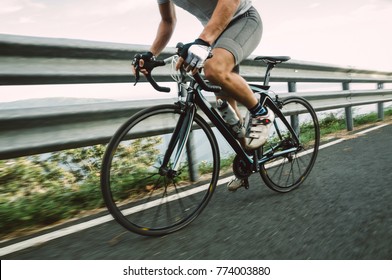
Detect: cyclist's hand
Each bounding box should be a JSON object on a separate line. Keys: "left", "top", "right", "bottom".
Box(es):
{"left": 132, "top": 51, "right": 155, "bottom": 76}
{"left": 176, "top": 39, "right": 211, "bottom": 74}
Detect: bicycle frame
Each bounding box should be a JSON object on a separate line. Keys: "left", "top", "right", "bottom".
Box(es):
{"left": 161, "top": 79, "right": 301, "bottom": 177}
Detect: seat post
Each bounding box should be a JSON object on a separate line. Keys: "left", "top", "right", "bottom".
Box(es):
{"left": 254, "top": 56, "right": 291, "bottom": 87}
{"left": 263, "top": 63, "right": 276, "bottom": 87}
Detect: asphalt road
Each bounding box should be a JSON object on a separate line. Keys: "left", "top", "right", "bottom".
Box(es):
{"left": 2, "top": 123, "right": 392, "bottom": 260}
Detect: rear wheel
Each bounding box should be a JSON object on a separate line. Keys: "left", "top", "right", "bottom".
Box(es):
{"left": 260, "top": 96, "right": 320, "bottom": 192}
{"left": 101, "top": 104, "right": 220, "bottom": 236}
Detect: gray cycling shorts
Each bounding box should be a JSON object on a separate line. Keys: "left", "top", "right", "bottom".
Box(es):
{"left": 214, "top": 6, "right": 263, "bottom": 66}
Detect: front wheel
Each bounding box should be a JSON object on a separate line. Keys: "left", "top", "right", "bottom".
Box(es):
{"left": 260, "top": 96, "right": 320, "bottom": 192}
{"left": 101, "top": 104, "right": 220, "bottom": 236}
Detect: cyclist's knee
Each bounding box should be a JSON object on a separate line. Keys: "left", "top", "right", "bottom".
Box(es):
{"left": 204, "top": 64, "right": 219, "bottom": 83}
{"left": 204, "top": 63, "right": 231, "bottom": 85}
{"left": 204, "top": 49, "right": 236, "bottom": 85}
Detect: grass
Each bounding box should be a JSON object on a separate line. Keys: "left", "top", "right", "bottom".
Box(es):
{"left": 318, "top": 107, "right": 392, "bottom": 139}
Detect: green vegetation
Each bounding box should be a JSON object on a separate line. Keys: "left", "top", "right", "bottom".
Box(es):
{"left": 0, "top": 108, "right": 391, "bottom": 237}
{"left": 0, "top": 147, "right": 105, "bottom": 237}
{"left": 318, "top": 107, "right": 392, "bottom": 138}
{"left": 318, "top": 113, "right": 347, "bottom": 135}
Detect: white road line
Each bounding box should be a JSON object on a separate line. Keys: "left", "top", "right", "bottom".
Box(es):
{"left": 0, "top": 215, "right": 113, "bottom": 257}
{"left": 0, "top": 124, "right": 388, "bottom": 257}
{"left": 355, "top": 123, "right": 389, "bottom": 135}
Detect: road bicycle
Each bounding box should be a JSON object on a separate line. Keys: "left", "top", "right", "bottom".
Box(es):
{"left": 101, "top": 44, "right": 320, "bottom": 236}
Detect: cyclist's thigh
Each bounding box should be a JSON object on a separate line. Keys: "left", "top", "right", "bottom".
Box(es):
{"left": 213, "top": 6, "right": 263, "bottom": 65}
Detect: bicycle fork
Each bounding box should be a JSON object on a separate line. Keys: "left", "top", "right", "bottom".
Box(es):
{"left": 159, "top": 102, "right": 196, "bottom": 179}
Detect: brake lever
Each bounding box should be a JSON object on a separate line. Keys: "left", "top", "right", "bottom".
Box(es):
{"left": 133, "top": 54, "right": 142, "bottom": 86}
{"left": 134, "top": 65, "right": 140, "bottom": 86}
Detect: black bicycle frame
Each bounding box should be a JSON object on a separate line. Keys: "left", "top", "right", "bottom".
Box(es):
{"left": 160, "top": 79, "right": 301, "bottom": 176}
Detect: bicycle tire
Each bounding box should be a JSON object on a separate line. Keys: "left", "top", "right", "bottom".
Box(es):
{"left": 101, "top": 104, "right": 220, "bottom": 236}
{"left": 260, "top": 96, "right": 320, "bottom": 192}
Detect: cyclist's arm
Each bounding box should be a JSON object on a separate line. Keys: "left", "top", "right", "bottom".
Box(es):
{"left": 150, "top": 2, "right": 177, "bottom": 56}
{"left": 198, "top": 0, "right": 240, "bottom": 44}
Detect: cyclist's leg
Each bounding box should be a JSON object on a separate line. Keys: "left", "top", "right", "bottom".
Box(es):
{"left": 205, "top": 6, "right": 272, "bottom": 151}
{"left": 205, "top": 6, "right": 262, "bottom": 110}
{"left": 215, "top": 65, "right": 243, "bottom": 120}
{"left": 203, "top": 7, "right": 266, "bottom": 191}
{"left": 206, "top": 53, "right": 252, "bottom": 191}
{"left": 205, "top": 47, "right": 257, "bottom": 109}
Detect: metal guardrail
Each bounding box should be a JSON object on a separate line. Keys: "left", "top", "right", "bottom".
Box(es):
{"left": 1, "top": 34, "right": 392, "bottom": 160}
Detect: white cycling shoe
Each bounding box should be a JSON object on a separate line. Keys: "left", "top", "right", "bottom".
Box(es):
{"left": 246, "top": 108, "right": 275, "bottom": 150}
{"left": 227, "top": 177, "right": 249, "bottom": 192}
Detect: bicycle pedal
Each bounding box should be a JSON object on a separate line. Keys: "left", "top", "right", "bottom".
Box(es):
{"left": 244, "top": 178, "right": 250, "bottom": 189}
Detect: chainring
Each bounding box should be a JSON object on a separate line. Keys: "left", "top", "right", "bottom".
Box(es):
{"left": 232, "top": 154, "right": 252, "bottom": 179}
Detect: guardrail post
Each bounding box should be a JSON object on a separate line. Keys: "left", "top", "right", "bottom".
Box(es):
{"left": 288, "top": 81, "right": 297, "bottom": 93}
{"left": 186, "top": 131, "right": 199, "bottom": 182}
{"left": 288, "top": 82, "right": 299, "bottom": 133}
{"left": 343, "top": 82, "right": 354, "bottom": 131}
{"left": 377, "top": 83, "right": 385, "bottom": 120}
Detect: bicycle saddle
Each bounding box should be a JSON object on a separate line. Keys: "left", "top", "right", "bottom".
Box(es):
{"left": 255, "top": 56, "right": 291, "bottom": 64}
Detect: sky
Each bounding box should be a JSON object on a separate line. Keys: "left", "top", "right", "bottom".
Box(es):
{"left": 1, "top": 0, "right": 392, "bottom": 71}
{"left": 0, "top": 0, "right": 392, "bottom": 103}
